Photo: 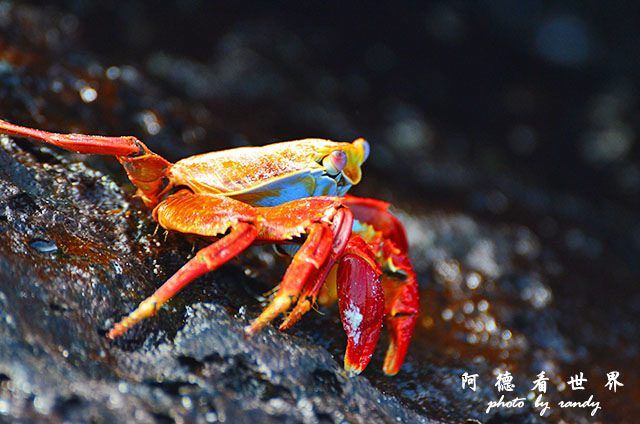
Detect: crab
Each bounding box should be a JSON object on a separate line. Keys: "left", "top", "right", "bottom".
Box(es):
{"left": 0, "top": 118, "right": 419, "bottom": 375}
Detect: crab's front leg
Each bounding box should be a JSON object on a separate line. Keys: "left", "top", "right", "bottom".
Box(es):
{"left": 107, "top": 190, "right": 261, "bottom": 338}
{"left": 265, "top": 233, "right": 386, "bottom": 375}
{"left": 244, "top": 197, "right": 358, "bottom": 334}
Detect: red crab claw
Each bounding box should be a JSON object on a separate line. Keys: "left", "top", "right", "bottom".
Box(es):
{"left": 337, "top": 236, "right": 384, "bottom": 375}
{"left": 343, "top": 195, "right": 419, "bottom": 375}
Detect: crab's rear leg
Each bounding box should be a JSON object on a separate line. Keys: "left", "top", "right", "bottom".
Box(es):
{"left": 0, "top": 118, "right": 143, "bottom": 156}
{"left": 107, "top": 190, "right": 260, "bottom": 339}
{"left": 0, "top": 118, "right": 172, "bottom": 207}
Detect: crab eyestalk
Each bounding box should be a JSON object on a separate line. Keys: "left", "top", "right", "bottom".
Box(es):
{"left": 322, "top": 150, "right": 348, "bottom": 176}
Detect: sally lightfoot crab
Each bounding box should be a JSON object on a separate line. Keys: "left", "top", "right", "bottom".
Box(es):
{"left": 0, "top": 118, "right": 419, "bottom": 375}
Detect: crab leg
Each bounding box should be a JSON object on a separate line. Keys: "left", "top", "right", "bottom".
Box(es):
{"left": 0, "top": 118, "right": 142, "bottom": 156}
{"left": 0, "top": 119, "right": 172, "bottom": 207}
{"left": 278, "top": 207, "right": 353, "bottom": 330}
{"left": 244, "top": 222, "right": 335, "bottom": 335}
{"left": 275, "top": 219, "right": 387, "bottom": 374}
{"left": 107, "top": 222, "right": 257, "bottom": 339}
{"left": 245, "top": 223, "right": 333, "bottom": 334}
{"left": 244, "top": 200, "right": 356, "bottom": 336}
{"left": 278, "top": 233, "right": 385, "bottom": 375}
{"left": 107, "top": 191, "right": 260, "bottom": 339}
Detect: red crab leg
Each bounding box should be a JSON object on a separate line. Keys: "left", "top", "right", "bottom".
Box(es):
{"left": 278, "top": 207, "right": 353, "bottom": 330}
{"left": 244, "top": 222, "right": 334, "bottom": 335}
{"left": 107, "top": 191, "right": 261, "bottom": 339}
{"left": 107, "top": 221, "right": 258, "bottom": 339}
{"left": 0, "top": 119, "right": 172, "bottom": 207}
{"left": 0, "top": 118, "right": 142, "bottom": 156}
{"left": 276, "top": 212, "right": 386, "bottom": 375}
{"left": 279, "top": 233, "right": 385, "bottom": 375}
{"left": 336, "top": 236, "right": 384, "bottom": 375}
{"left": 245, "top": 200, "right": 354, "bottom": 335}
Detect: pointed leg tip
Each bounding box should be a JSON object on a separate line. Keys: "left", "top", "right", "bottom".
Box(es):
{"left": 246, "top": 294, "right": 292, "bottom": 335}
{"left": 244, "top": 320, "right": 262, "bottom": 336}
{"left": 106, "top": 324, "right": 124, "bottom": 340}
{"left": 277, "top": 320, "right": 291, "bottom": 331}
{"left": 381, "top": 337, "right": 407, "bottom": 376}
{"left": 279, "top": 300, "right": 311, "bottom": 331}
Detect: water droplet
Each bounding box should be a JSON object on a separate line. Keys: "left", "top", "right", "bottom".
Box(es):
{"left": 50, "top": 79, "right": 63, "bottom": 93}
{"left": 466, "top": 272, "right": 482, "bottom": 289}
{"left": 118, "top": 382, "right": 129, "bottom": 394}
{"left": 477, "top": 299, "right": 489, "bottom": 312}
{"left": 502, "top": 329, "right": 512, "bottom": 340}
{"left": 181, "top": 395, "right": 193, "bottom": 409}
{"left": 79, "top": 86, "right": 98, "bottom": 103}
{"left": 441, "top": 308, "right": 453, "bottom": 321}
{"left": 139, "top": 110, "right": 161, "bottom": 135}
{"left": 105, "top": 66, "right": 121, "bottom": 80}
{"left": 29, "top": 238, "right": 58, "bottom": 253}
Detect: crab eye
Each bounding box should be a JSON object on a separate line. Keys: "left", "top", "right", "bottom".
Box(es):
{"left": 323, "top": 150, "right": 348, "bottom": 176}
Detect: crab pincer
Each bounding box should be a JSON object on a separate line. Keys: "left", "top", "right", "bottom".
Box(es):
{"left": 337, "top": 236, "right": 385, "bottom": 375}
{"left": 343, "top": 195, "right": 420, "bottom": 375}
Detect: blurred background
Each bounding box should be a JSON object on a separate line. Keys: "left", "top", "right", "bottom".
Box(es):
{"left": 1, "top": 1, "right": 638, "bottom": 423}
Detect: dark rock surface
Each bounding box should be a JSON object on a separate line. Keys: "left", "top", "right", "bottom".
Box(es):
{"left": 0, "top": 2, "right": 639, "bottom": 423}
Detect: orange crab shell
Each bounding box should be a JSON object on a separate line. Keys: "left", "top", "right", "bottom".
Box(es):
{"left": 169, "top": 138, "right": 369, "bottom": 207}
